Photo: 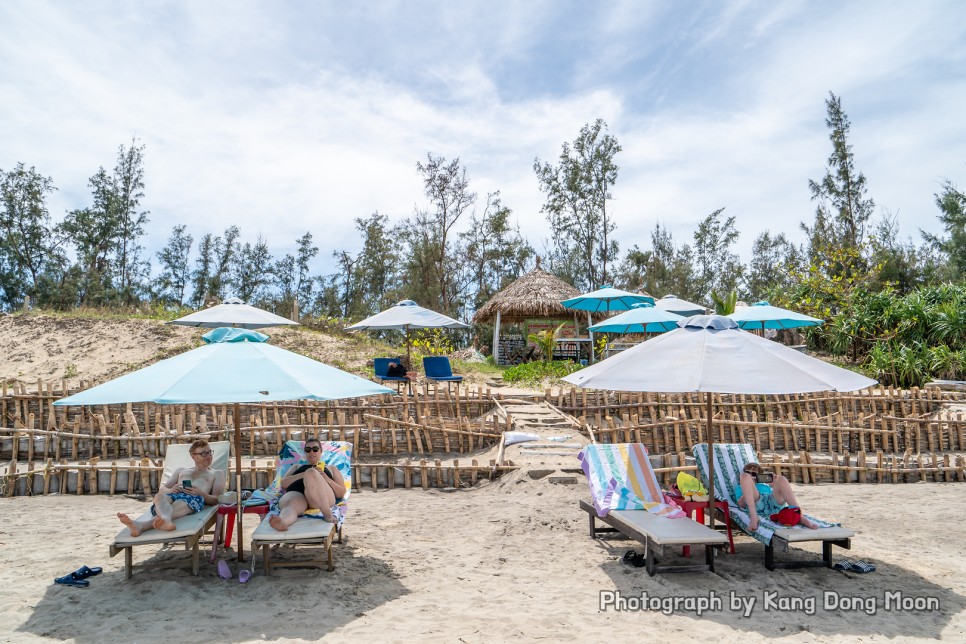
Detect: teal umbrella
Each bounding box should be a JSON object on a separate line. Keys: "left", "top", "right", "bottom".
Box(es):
{"left": 55, "top": 327, "right": 393, "bottom": 561}
{"left": 561, "top": 286, "right": 654, "bottom": 313}
{"left": 728, "top": 301, "right": 824, "bottom": 330}
{"left": 588, "top": 302, "right": 684, "bottom": 334}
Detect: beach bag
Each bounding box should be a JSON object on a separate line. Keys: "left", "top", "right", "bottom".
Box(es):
{"left": 676, "top": 472, "right": 708, "bottom": 499}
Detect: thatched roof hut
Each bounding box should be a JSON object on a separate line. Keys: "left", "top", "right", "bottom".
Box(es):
{"left": 473, "top": 266, "right": 580, "bottom": 324}
{"left": 473, "top": 265, "right": 582, "bottom": 364}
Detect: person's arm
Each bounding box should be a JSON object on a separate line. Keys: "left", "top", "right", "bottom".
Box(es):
{"left": 160, "top": 468, "right": 186, "bottom": 493}
{"left": 323, "top": 466, "right": 347, "bottom": 500}
{"left": 279, "top": 464, "right": 309, "bottom": 490}
{"left": 190, "top": 471, "right": 226, "bottom": 506}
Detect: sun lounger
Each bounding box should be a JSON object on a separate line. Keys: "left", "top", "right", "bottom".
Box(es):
{"left": 373, "top": 357, "right": 410, "bottom": 392}
{"left": 579, "top": 443, "right": 729, "bottom": 575}
{"left": 692, "top": 443, "right": 854, "bottom": 570}
{"left": 250, "top": 440, "right": 352, "bottom": 576}
{"left": 423, "top": 356, "right": 462, "bottom": 391}
{"left": 110, "top": 441, "right": 230, "bottom": 579}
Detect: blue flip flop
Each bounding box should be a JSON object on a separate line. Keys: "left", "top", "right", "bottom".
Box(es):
{"left": 73, "top": 565, "right": 103, "bottom": 580}
{"left": 55, "top": 573, "right": 89, "bottom": 588}
{"left": 217, "top": 560, "right": 233, "bottom": 580}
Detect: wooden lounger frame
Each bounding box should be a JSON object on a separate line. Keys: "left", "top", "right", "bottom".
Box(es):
{"left": 252, "top": 522, "right": 344, "bottom": 576}
{"left": 109, "top": 510, "right": 218, "bottom": 579}
{"left": 763, "top": 530, "right": 852, "bottom": 571}
{"left": 579, "top": 499, "right": 727, "bottom": 575}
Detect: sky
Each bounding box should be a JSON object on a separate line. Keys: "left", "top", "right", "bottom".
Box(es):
{"left": 2, "top": 0, "right": 965, "bottom": 280}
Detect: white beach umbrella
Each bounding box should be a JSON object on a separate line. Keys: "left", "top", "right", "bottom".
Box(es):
{"left": 169, "top": 297, "right": 297, "bottom": 329}
{"left": 345, "top": 300, "right": 469, "bottom": 364}
{"left": 563, "top": 315, "right": 876, "bottom": 525}
{"left": 654, "top": 294, "right": 706, "bottom": 316}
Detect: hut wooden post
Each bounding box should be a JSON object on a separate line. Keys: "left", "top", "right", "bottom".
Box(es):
{"left": 492, "top": 310, "right": 501, "bottom": 364}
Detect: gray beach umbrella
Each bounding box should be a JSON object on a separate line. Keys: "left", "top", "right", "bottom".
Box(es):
{"left": 345, "top": 300, "right": 469, "bottom": 365}
{"left": 562, "top": 315, "right": 876, "bottom": 526}
{"left": 169, "top": 297, "right": 298, "bottom": 329}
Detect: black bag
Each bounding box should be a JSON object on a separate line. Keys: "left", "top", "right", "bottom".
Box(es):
{"left": 386, "top": 362, "right": 407, "bottom": 377}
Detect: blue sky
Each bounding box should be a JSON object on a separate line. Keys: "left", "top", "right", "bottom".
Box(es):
{"left": 2, "top": 1, "right": 965, "bottom": 279}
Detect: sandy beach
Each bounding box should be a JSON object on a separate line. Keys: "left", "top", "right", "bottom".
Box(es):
{"left": 1, "top": 475, "right": 964, "bottom": 643}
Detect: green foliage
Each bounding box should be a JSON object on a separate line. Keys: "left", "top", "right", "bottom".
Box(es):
{"left": 527, "top": 322, "right": 565, "bottom": 362}
{"left": 502, "top": 360, "right": 583, "bottom": 385}
{"left": 411, "top": 328, "right": 455, "bottom": 356}
{"left": 709, "top": 290, "right": 737, "bottom": 315}
{"left": 534, "top": 119, "right": 621, "bottom": 290}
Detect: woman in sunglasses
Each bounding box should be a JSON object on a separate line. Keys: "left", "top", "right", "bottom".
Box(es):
{"left": 736, "top": 462, "right": 817, "bottom": 532}
{"left": 269, "top": 437, "right": 345, "bottom": 531}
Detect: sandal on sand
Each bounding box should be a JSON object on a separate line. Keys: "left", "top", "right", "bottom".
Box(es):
{"left": 851, "top": 560, "right": 876, "bottom": 573}
{"left": 833, "top": 560, "right": 855, "bottom": 572}
{"left": 73, "top": 565, "right": 102, "bottom": 580}
{"left": 238, "top": 569, "right": 251, "bottom": 584}
{"left": 622, "top": 550, "right": 646, "bottom": 568}
{"left": 55, "top": 573, "right": 90, "bottom": 588}
{"left": 217, "top": 560, "right": 233, "bottom": 580}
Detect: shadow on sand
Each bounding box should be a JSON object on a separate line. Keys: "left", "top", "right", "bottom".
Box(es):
{"left": 592, "top": 535, "right": 964, "bottom": 639}
{"left": 17, "top": 541, "right": 406, "bottom": 643}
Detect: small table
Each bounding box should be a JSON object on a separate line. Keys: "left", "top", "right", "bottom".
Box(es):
{"left": 674, "top": 499, "right": 736, "bottom": 556}
{"left": 209, "top": 503, "right": 271, "bottom": 563}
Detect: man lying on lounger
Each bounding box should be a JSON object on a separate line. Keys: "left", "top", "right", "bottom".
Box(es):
{"left": 117, "top": 439, "right": 226, "bottom": 536}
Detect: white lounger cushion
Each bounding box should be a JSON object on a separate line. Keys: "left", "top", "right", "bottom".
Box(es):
{"left": 113, "top": 506, "right": 219, "bottom": 545}
{"left": 251, "top": 515, "right": 335, "bottom": 543}
{"left": 609, "top": 508, "right": 730, "bottom": 547}
{"left": 773, "top": 526, "right": 854, "bottom": 543}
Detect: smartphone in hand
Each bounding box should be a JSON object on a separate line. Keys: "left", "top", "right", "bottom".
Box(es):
{"left": 182, "top": 479, "right": 192, "bottom": 489}
{"left": 757, "top": 472, "right": 774, "bottom": 484}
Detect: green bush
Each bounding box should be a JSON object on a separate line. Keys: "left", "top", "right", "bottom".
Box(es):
{"left": 502, "top": 360, "right": 583, "bottom": 385}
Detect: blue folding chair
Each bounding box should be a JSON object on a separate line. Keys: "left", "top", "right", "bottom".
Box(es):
{"left": 422, "top": 356, "right": 463, "bottom": 392}
{"left": 373, "top": 358, "right": 410, "bottom": 392}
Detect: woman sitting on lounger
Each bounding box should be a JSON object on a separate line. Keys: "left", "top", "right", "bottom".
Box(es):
{"left": 735, "top": 463, "right": 817, "bottom": 532}
{"left": 269, "top": 437, "right": 346, "bottom": 531}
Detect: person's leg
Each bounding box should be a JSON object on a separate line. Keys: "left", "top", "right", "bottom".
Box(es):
{"left": 737, "top": 473, "right": 762, "bottom": 530}
{"left": 770, "top": 475, "right": 817, "bottom": 528}
{"left": 152, "top": 500, "right": 195, "bottom": 531}
{"left": 117, "top": 512, "right": 155, "bottom": 537}
{"left": 270, "top": 491, "right": 308, "bottom": 531}
{"left": 302, "top": 468, "right": 337, "bottom": 522}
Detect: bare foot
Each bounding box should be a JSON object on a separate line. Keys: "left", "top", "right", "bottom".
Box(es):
{"left": 321, "top": 511, "right": 336, "bottom": 523}
{"left": 748, "top": 517, "right": 759, "bottom": 532}
{"left": 801, "top": 516, "right": 818, "bottom": 529}
{"left": 269, "top": 514, "right": 288, "bottom": 531}
{"left": 152, "top": 516, "right": 177, "bottom": 531}
{"left": 118, "top": 512, "right": 141, "bottom": 537}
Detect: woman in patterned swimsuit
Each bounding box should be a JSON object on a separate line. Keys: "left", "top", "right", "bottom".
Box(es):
{"left": 735, "top": 462, "right": 817, "bottom": 532}
{"left": 269, "top": 437, "right": 346, "bottom": 531}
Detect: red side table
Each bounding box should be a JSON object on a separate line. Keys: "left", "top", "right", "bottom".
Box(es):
{"left": 209, "top": 503, "right": 271, "bottom": 563}
{"left": 674, "top": 499, "right": 736, "bottom": 556}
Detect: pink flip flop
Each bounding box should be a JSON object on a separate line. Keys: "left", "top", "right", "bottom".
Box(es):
{"left": 217, "top": 560, "right": 232, "bottom": 580}
{"left": 238, "top": 569, "right": 251, "bottom": 584}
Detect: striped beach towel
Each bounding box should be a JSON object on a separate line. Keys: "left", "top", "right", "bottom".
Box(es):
{"left": 692, "top": 443, "right": 838, "bottom": 545}
{"left": 578, "top": 443, "right": 686, "bottom": 519}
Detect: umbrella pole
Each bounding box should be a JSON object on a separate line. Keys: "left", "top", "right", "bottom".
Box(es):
{"left": 707, "top": 392, "right": 715, "bottom": 530}
{"left": 234, "top": 402, "right": 245, "bottom": 562}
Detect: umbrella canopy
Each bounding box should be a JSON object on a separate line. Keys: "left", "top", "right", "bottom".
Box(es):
{"left": 728, "top": 301, "right": 824, "bottom": 331}
{"left": 55, "top": 327, "right": 391, "bottom": 406}
{"left": 563, "top": 315, "right": 876, "bottom": 527}
{"left": 345, "top": 300, "right": 469, "bottom": 364}
{"left": 588, "top": 302, "right": 684, "bottom": 334}
{"left": 169, "top": 297, "right": 297, "bottom": 329}
{"left": 54, "top": 327, "right": 393, "bottom": 560}
{"left": 654, "top": 294, "right": 706, "bottom": 316}
{"left": 561, "top": 286, "right": 655, "bottom": 313}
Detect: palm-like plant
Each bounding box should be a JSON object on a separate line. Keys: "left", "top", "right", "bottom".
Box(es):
{"left": 709, "top": 290, "right": 737, "bottom": 315}
{"left": 528, "top": 322, "right": 566, "bottom": 362}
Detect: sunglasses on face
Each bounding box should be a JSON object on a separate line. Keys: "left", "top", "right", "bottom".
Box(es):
{"left": 192, "top": 450, "right": 213, "bottom": 457}
{"left": 305, "top": 446, "right": 321, "bottom": 453}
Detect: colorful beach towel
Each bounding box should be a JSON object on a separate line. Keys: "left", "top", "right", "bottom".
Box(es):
{"left": 692, "top": 443, "right": 838, "bottom": 545}
{"left": 251, "top": 440, "right": 353, "bottom": 527}
{"left": 578, "top": 443, "right": 686, "bottom": 519}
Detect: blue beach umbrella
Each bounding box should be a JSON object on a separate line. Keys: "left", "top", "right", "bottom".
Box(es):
{"left": 728, "top": 301, "right": 824, "bottom": 331}
{"left": 588, "top": 302, "right": 684, "bottom": 334}
{"left": 654, "top": 294, "right": 706, "bottom": 316}
{"left": 54, "top": 327, "right": 393, "bottom": 560}
{"left": 561, "top": 286, "right": 655, "bottom": 313}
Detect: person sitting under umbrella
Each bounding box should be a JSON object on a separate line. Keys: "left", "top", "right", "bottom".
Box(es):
{"left": 736, "top": 462, "right": 818, "bottom": 531}
{"left": 117, "top": 439, "right": 225, "bottom": 535}
{"left": 269, "top": 437, "right": 346, "bottom": 530}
